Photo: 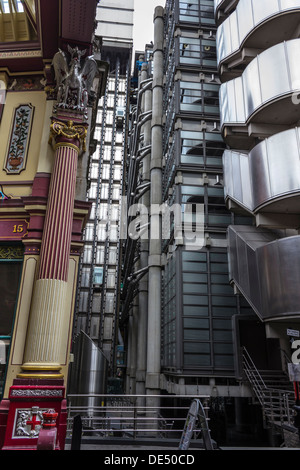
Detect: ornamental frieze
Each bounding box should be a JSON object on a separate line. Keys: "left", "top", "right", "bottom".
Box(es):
{"left": 0, "top": 245, "right": 24, "bottom": 259}
{"left": 10, "top": 389, "right": 63, "bottom": 398}
{"left": 8, "top": 76, "right": 47, "bottom": 92}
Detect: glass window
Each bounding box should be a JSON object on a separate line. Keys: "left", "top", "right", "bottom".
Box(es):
{"left": 179, "top": 0, "right": 215, "bottom": 25}
{"left": 182, "top": 251, "right": 206, "bottom": 261}
{"left": 107, "top": 93, "right": 115, "bottom": 108}
{"left": 182, "top": 261, "right": 207, "bottom": 272}
{"left": 94, "top": 126, "right": 102, "bottom": 141}
{"left": 74, "top": 315, "right": 87, "bottom": 335}
{"left": 0, "top": 261, "right": 22, "bottom": 336}
{"left": 88, "top": 182, "right": 97, "bottom": 199}
{"left": 179, "top": 36, "right": 217, "bottom": 67}
{"left": 85, "top": 223, "right": 94, "bottom": 241}
{"left": 97, "top": 223, "right": 108, "bottom": 242}
{"left": 107, "top": 269, "right": 116, "bottom": 288}
{"left": 212, "top": 306, "right": 236, "bottom": 317}
{"left": 105, "top": 292, "right": 114, "bottom": 313}
{"left": 162, "top": 255, "right": 177, "bottom": 368}
{"left": 96, "top": 108, "right": 103, "bottom": 124}
{"left": 184, "top": 354, "right": 211, "bottom": 366}
{"left": 101, "top": 183, "right": 109, "bottom": 199}
{"left": 93, "top": 267, "right": 103, "bottom": 285}
{"left": 180, "top": 130, "right": 225, "bottom": 168}
{"left": 99, "top": 203, "right": 108, "bottom": 221}
{"left": 78, "top": 291, "right": 88, "bottom": 312}
{"left": 1, "top": 1, "right": 10, "bottom": 13}
{"left": 0, "top": 245, "right": 23, "bottom": 397}
{"left": 81, "top": 267, "right": 91, "bottom": 288}
{"left": 184, "top": 343, "right": 210, "bottom": 353}
{"left": 108, "top": 247, "right": 117, "bottom": 264}
{"left": 102, "top": 163, "right": 111, "bottom": 180}
{"left": 96, "top": 246, "right": 105, "bottom": 264}
{"left": 90, "top": 316, "right": 100, "bottom": 339}
{"left": 114, "top": 147, "right": 123, "bottom": 162}
{"left": 184, "top": 318, "right": 209, "bottom": 329}
{"left": 184, "top": 329, "right": 210, "bottom": 341}
{"left": 183, "top": 295, "right": 208, "bottom": 305}
{"left": 183, "top": 283, "right": 208, "bottom": 294}
{"left": 103, "top": 146, "right": 112, "bottom": 161}
{"left": 183, "top": 305, "right": 208, "bottom": 316}
{"left": 111, "top": 203, "right": 120, "bottom": 221}
{"left": 109, "top": 224, "right": 118, "bottom": 242}
{"left": 183, "top": 272, "right": 207, "bottom": 283}
{"left": 178, "top": 248, "right": 238, "bottom": 372}
{"left": 211, "top": 284, "right": 233, "bottom": 295}
{"left": 83, "top": 245, "right": 93, "bottom": 264}
{"left": 112, "top": 184, "right": 121, "bottom": 199}
{"left": 90, "top": 162, "right": 99, "bottom": 180}
{"left": 105, "top": 128, "right": 112, "bottom": 142}
{"left": 113, "top": 165, "right": 122, "bottom": 181}
{"left": 180, "top": 81, "right": 220, "bottom": 115}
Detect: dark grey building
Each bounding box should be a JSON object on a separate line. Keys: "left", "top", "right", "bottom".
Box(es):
{"left": 120, "top": 0, "right": 278, "bottom": 446}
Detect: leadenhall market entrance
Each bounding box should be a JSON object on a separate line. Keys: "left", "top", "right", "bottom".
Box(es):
{"left": 0, "top": 245, "right": 23, "bottom": 399}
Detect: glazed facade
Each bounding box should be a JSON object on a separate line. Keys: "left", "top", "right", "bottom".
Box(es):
{"left": 73, "top": 0, "right": 133, "bottom": 373}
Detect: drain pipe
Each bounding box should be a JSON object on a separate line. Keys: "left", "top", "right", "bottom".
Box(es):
{"left": 146, "top": 6, "right": 164, "bottom": 408}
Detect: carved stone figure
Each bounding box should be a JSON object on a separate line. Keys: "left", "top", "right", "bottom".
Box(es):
{"left": 52, "top": 45, "right": 98, "bottom": 119}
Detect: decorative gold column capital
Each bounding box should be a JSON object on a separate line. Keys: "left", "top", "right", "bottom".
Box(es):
{"left": 49, "top": 119, "right": 88, "bottom": 153}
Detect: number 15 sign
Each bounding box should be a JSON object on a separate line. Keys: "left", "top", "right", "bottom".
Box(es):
{"left": 0, "top": 219, "right": 29, "bottom": 240}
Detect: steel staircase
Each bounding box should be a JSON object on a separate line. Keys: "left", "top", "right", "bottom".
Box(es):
{"left": 242, "top": 347, "right": 296, "bottom": 432}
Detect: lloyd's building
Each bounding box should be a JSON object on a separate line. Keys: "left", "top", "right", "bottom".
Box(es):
{"left": 216, "top": 0, "right": 300, "bottom": 424}
{"left": 122, "top": 0, "right": 300, "bottom": 447}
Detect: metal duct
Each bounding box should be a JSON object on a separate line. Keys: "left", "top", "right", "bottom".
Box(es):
{"left": 68, "top": 330, "right": 108, "bottom": 410}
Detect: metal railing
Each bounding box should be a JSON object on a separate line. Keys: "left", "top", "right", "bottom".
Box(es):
{"left": 66, "top": 394, "right": 211, "bottom": 443}
{"left": 242, "top": 347, "right": 294, "bottom": 427}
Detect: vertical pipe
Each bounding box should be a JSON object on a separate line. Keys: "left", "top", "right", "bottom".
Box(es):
{"left": 136, "top": 63, "right": 152, "bottom": 405}
{"left": 146, "top": 6, "right": 164, "bottom": 407}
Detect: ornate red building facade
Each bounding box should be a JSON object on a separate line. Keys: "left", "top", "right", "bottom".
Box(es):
{"left": 0, "top": 0, "right": 107, "bottom": 450}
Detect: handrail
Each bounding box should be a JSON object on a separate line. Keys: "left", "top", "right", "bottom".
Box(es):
{"left": 242, "top": 347, "right": 295, "bottom": 427}
{"left": 242, "top": 347, "right": 267, "bottom": 389}
{"left": 279, "top": 348, "right": 292, "bottom": 376}
{"left": 66, "top": 394, "right": 211, "bottom": 444}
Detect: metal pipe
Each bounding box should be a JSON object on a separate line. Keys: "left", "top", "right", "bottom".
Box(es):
{"left": 137, "top": 145, "right": 151, "bottom": 162}
{"left": 146, "top": 6, "right": 164, "bottom": 411}
{"left": 134, "top": 185, "right": 151, "bottom": 202}
{"left": 128, "top": 265, "right": 149, "bottom": 281}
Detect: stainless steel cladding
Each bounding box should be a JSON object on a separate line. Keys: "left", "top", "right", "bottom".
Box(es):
{"left": 220, "top": 39, "right": 300, "bottom": 129}
{"left": 214, "top": 0, "right": 239, "bottom": 23}
{"left": 228, "top": 226, "right": 300, "bottom": 321}
{"left": 216, "top": 0, "right": 300, "bottom": 335}
{"left": 68, "top": 331, "right": 108, "bottom": 409}
{"left": 223, "top": 127, "right": 300, "bottom": 214}
{"left": 217, "top": 0, "right": 300, "bottom": 67}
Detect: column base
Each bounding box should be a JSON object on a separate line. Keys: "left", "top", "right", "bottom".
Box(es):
{"left": 17, "top": 363, "right": 64, "bottom": 380}
{"left": 1, "top": 378, "right": 67, "bottom": 450}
